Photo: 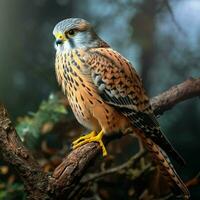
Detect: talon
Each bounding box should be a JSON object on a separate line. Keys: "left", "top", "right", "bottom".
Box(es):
{"left": 72, "top": 130, "right": 107, "bottom": 157}
{"left": 72, "top": 131, "right": 96, "bottom": 145}
{"left": 73, "top": 139, "right": 88, "bottom": 149}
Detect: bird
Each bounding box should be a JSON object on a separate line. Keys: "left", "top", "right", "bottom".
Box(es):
{"left": 53, "top": 18, "right": 190, "bottom": 199}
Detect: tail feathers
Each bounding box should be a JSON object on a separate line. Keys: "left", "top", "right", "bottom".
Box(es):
{"left": 158, "top": 130, "right": 186, "bottom": 166}
{"left": 140, "top": 135, "right": 190, "bottom": 199}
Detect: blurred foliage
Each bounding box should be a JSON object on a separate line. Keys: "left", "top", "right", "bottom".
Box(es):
{"left": 16, "top": 93, "right": 68, "bottom": 149}
{"left": 0, "top": 182, "right": 24, "bottom": 200}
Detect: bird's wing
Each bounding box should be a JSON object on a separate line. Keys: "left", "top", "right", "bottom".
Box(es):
{"left": 81, "top": 47, "right": 185, "bottom": 165}
{"left": 84, "top": 47, "right": 158, "bottom": 132}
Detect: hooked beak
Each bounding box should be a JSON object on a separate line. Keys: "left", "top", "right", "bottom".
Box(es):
{"left": 55, "top": 39, "right": 63, "bottom": 46}
{"left": 54, "top": 32, "right": 66, "bottom": 46}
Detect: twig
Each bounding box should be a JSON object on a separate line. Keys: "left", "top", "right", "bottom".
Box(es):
{"left": 155, "top": 171, "right": 200, "bottom": 200}
{"left": 164, "top": 0, "right": 187, "bottom": 37}
{"left": 185, "top": 171, "right": 200, "bottom": 188}
{"left": 81, "top": 150, "right": 147, "bottom": 184}
{"left": 154, "top": 193, "right": 174, "bottom": 200}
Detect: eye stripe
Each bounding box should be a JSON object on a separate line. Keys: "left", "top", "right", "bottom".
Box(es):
{"left": 68, "top": 38, "right": 75, "bottom": 48}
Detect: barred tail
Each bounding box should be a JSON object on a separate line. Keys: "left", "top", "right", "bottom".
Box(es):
{"left": 138, "top": 132, "right": 190, "bottom": 199}
{"left": 156, "top": 129, "right": 186, "bottom": 166}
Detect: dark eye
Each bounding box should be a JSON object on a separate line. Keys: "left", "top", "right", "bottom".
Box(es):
{"left": 67, "top": 29, "right": 76, "bottom": 37}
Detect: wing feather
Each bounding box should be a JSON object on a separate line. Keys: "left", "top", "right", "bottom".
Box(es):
{"left": 81, "top": 48, "right": 185, "bottom": 165}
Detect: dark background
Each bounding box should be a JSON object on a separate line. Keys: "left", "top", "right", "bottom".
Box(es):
{"left": 0, "top": 0, "right": 199, "bottom": 199}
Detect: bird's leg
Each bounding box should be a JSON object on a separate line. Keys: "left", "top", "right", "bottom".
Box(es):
{"left": 72, "top": 130, "right": 107, "bottom": 156}
{"left": 72, "top": 131, "right": 96, "bottom": 146}
{"left": 93, "top": 130, "right": 107, "bottom": 156}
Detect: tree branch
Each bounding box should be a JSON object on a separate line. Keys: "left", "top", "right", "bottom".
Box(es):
{"left": 0, "top": 77, "right": 199, "bottom": 199}
{"left": 151, "top": 77, "right": 200, "bottom": 115}
{"left": 0, "top": 103, "right": 50, "bottom": 199}
{"left": 49, "top": 142, "right": 101, "bottom": 198}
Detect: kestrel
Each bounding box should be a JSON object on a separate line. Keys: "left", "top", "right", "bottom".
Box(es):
{"left": 53, "top": 18, "right": 190, "bottom": 199}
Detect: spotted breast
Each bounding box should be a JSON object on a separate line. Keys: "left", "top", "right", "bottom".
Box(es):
{"left": 55, "top": 49, "right": 129, "bottom": 134}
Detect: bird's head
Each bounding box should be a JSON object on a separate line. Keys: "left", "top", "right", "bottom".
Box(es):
{"left": 53, "top": 18, "right": 102, "bottom": 52}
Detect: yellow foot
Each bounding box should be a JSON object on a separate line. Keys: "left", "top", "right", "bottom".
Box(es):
{"left": 72, "top": 130, "right": 107, "bottom": 157}
{"left": 72, "top": 131, "right": 96, "bottom": 146}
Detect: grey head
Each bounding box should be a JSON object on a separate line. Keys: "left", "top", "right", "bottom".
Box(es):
{"left": 53, "top": 18, "right": 108, "bottom": 52}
